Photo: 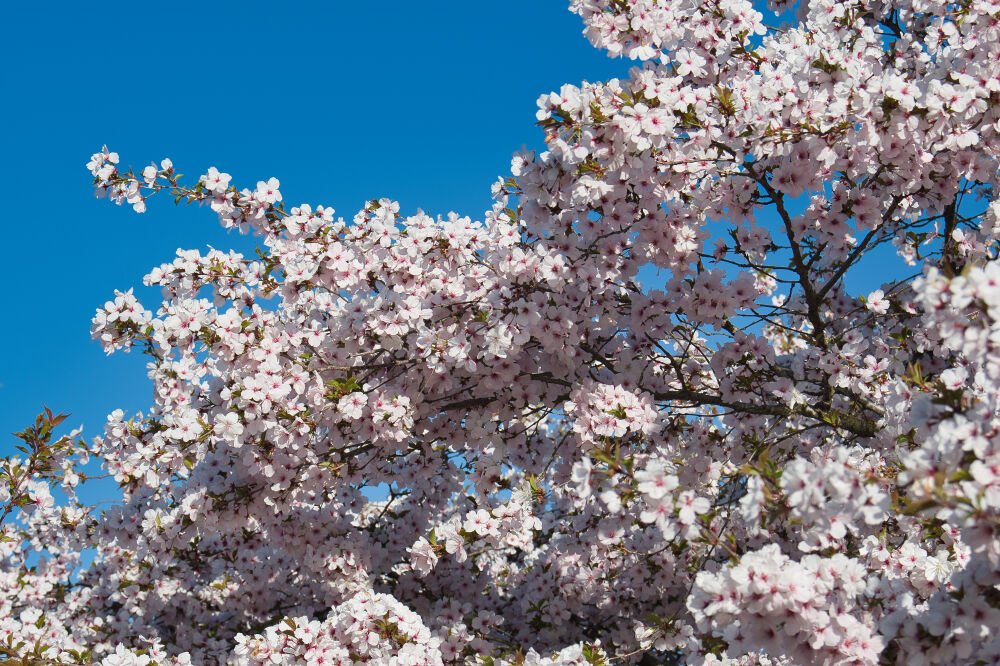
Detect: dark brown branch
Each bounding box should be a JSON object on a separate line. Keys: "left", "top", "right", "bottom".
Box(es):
{"left": 742, "top": 162, "right": 828, "bottom": 348}
{"left": 940, "top": 195, "right": 961, "bottom": 278}
{"left": 649, "top": 388, "right": 879, "bottom": 438}
{"left": 815, "top": 195, "right": 904, "bottom": 301}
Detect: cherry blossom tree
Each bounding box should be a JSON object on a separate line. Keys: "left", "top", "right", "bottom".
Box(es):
{"left": 4, "top": 0, "right": 1000, "bottom": 664}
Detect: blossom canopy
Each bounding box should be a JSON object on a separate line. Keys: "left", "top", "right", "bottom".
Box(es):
{"left": 4, "top": 0, "right": 1000, "bottom": 665}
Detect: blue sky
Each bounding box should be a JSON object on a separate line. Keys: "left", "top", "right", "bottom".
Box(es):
{"left": 0, "top": 3, "right": 632, "bottom": 451}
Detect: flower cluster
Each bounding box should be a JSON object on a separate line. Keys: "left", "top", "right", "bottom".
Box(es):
{"left": 564, "top": 381, "right": 660, "bottom": 448}
{"left": 740, "top": 445, "right": 890, "bottom": 552}
{"left": 232, "top": 593, "right": 442, "bottom": 666}
{"left": 688, "top": 545, "right": 883, "bottom": 664}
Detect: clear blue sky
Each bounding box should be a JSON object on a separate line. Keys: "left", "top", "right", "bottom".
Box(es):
{"left": 0, "top": 3, "right": 632, "bottom": 450}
